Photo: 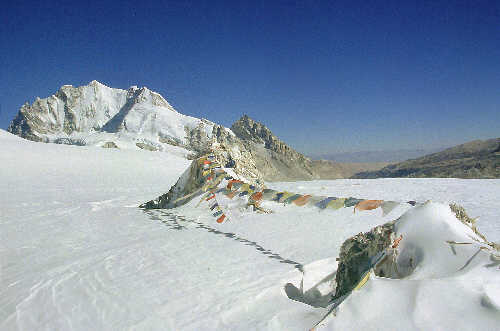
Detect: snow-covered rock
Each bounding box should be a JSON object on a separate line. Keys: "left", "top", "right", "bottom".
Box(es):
{"left": 318, "top": 201, "right": 500, "bottom": 330}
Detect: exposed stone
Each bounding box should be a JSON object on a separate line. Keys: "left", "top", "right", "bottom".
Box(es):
{"left": 136, "top": 142, "right": 157, "bottom": 151}
{"left": 184, "top": 122, "right": 212, "bottom": 157}
{"left": 159, "top": 136, "right": 181, "bottom": 146}
{"left": 334, "top": 222, "right": 394, "bottom": 299}
{"left": 140, "top": 157, "right": 210, "bottom": 209}
{"left": 102, "top": 141, "right": 118, "bottom": 149}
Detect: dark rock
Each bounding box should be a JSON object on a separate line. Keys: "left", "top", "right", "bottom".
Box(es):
{"left": 102, "top": 142, "right": 118, "bottom": 148}
{"left": 334, "top": 222, "right": 394, "bottom": 299}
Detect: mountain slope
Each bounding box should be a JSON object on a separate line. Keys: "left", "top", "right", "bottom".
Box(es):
{"left": 229, "top": 115, "right": 317, "bottom": 181}
{"left": 7, "top": 81, "right": 385, "bottom": 181}
{"left": 352, "top": 138, "right": 500, "bottom": 179}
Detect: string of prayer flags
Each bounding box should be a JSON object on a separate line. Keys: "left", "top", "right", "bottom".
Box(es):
{"left": 190, "top": 153, "right": 417, "bottom": 225}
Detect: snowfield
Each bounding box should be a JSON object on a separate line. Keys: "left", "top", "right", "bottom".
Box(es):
{"left": 1, "top": 129, "right": 499, "bottom": 330}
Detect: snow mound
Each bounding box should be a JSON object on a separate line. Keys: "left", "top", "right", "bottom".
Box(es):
{"left": 319, "top": 202, "right": 500, "bottom": 330}
{"left": 392, "top": 202, "right": 491, "bottom": 279}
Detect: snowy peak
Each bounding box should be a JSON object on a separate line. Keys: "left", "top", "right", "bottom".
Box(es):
{"left": 7, "top": 81, "right": 209, "bottom": 154}
{"left": 125, "top": 85, "right": 176, "bottom": 111}
{"left": 9, "top": 81, "right": 129, "bottom": 139}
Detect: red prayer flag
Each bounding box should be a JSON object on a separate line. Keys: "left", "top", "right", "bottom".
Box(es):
{"left": 216, "top": 214, "right": 226, "bottom": 223}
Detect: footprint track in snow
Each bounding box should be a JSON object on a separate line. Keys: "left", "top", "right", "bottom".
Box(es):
{"left": 144, "top": 210, "right": 304, "bottom": 271}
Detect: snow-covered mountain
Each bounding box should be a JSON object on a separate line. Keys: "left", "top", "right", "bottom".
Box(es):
{"left": 7, "top": 81, "right": 389, "bottom": 181}
{"left": 8, "top": 80, "right": 215, "bottom": 156}
{"left": 7, "top": 82, "right": 357, "bottom": 181}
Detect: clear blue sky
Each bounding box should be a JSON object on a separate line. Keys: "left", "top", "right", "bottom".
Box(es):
{"left": 1, "top": 0, "right": 499, "bottom": 155}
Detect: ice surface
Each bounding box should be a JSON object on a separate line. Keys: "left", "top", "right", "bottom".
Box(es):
{"left": 1, "top": 130, "right": 499, "bottom": 330}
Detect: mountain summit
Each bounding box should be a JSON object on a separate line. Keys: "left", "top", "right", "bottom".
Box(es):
{"left": 227, "top": 115, "right": 317, "bottom": 181}
{"left": 232, "top": 115, "right": 303, "bottom": 159}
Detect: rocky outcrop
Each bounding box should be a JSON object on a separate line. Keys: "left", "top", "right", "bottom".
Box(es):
{"left": 140, "top": 158, "right": 210, "bottom": 209}
{"left": 232, "top": 115, "right": 302, "bottom": 158}
{"left": 212, "top": 124, "right": 264, "bottom": 183}
{"left": 334, "top": 202, "right": 499, "bottom": 300}
{"left": 334, "top": 222, "right": 395, "bottom": 298}
{"left": 136, "top": 142, "right": 158, "bottom": 151}
{"left": 352, "top": 138, "right": 500, "bottom": 179}
{"left": 229, "top": 115, "right": 317, "bottom": 181}
{"left": 184, "top": 121, "right": 214, "bottom": 158}
{"left": 102, "top": 141, "right": 118, "bottom": 148}
{"left": 231, "top": 115, "right": 311, "bottom": 162}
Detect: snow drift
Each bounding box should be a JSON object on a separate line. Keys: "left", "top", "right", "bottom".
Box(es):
{"left": 314, "top": 201, "right": 500, "bottom": 330}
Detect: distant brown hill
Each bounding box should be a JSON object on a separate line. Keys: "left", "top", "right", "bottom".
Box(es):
{"left": 352, "top": 138, "right": 500, "bottom": 179}
{"left": 312, "top": 160, "right": 390, "bottom": 179}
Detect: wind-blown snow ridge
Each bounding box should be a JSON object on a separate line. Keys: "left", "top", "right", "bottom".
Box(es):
{"left": 314, "top": 201, "right": 500, "bottom": 330}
